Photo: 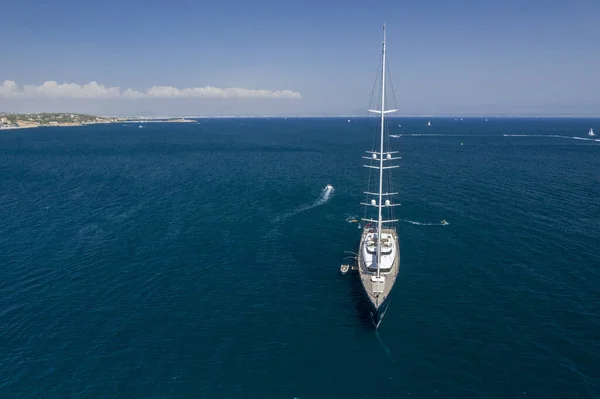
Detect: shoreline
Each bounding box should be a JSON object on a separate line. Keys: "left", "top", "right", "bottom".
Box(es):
{"left": 0, "top": 118, "right": 196, "bottom": 130}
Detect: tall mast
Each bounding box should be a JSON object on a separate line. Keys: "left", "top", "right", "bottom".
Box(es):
{"left": 376, "top": 24, "right": 387, "bottom": 280}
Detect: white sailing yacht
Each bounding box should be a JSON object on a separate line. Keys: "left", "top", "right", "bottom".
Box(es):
{"left": 589, "top": 128, "right": 595, "bottom": 137}
{"left": 357, "top": 25, "right": 400, "bottom": 329}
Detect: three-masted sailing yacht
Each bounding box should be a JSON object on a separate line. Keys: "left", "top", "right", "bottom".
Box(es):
{"left": 358, "top": 25, "right": 400, "bottom": 329}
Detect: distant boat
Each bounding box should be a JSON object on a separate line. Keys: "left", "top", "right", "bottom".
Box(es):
{"left": 589, "top": 128, "right": 595, "bottom": 137}
{"left": 427, "top": 121, "right": 431, "bottom": 126}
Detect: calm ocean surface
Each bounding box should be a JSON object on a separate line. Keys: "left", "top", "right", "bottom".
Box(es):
{"left": 1, "top": 117, "right": 599, "bottom": 398}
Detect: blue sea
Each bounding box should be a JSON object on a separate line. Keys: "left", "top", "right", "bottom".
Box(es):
{"left": 1, "top": 117, "right": 599, "bottom": 398}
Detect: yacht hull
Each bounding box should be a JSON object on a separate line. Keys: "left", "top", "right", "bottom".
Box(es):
{"left": 357, "top": 227, "right": 400, "bottom": 329}
{"left": 365, "top": 289, "right": 392, "bottom": 328}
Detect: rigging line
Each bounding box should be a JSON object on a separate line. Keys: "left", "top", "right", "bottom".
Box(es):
{"left": 368, "top": 51, "right": 384, "bottom": 111}
{"left": 364, "top": 143, "right": 374, "bottom": 222}
{"left": 383, "top": 58, "right": 398, "bottom": 226}
{"left": 370, "top": 82, "right": 383, "bottom": 221}
{"left": 386, "top": 57, "right": 399, "bottom": 112}
{"left": 371, "top": 77, "right": 381, "bottom": 157}
{"left": 364, "top": 123, "right": 377, "bottom": 222}
{"left": 365, "top": 51, "right": 384, "bottom": 221}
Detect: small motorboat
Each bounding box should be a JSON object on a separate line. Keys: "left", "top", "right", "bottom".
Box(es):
{"left": 441, "top": 220, "right": 448, "bottom": 225}
{"left": 325, "top": 184, "right": 334, "bottom": 191}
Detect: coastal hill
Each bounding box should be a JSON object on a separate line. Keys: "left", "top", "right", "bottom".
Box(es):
{"left": 0, "top": 113, "right": 195, "bottom": 129}
{"left": 0, "top": 113, "right": 120, "bottom": 129}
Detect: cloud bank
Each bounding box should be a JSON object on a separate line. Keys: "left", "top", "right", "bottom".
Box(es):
{"left": 0, "top": 80, "right": 302, "bottom": 100}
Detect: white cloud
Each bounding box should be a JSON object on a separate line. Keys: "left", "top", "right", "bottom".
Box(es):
{"left": 145, "top": 85, "right": 301, "bottom": 99}
{"left": 21, "top": 81, "right": 122, "bottom": 98}
{"left": 0, "top": 80, "right": 302, "bottom": 100}
{"left": 122, "top": 88, "right": 146, "bottom": 99}
{"left": 0, "top": 80, "right": 20, "bottom": 97}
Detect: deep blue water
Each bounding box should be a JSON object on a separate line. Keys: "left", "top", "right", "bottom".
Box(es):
{"left": 1, "top": 118, "right": 599, "bottom": 398}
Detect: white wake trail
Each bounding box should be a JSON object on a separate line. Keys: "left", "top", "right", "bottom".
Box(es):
{"left": 391, "top": 133, "right": 466, "bottom": 137}
{"left": 504, "top": 134, "right": 599, "bottom": 142}
{"left": 375, "top": 330, "right": 394, "bottom": 361}
{"left": 273, "top": 185, "right": 334, "bottom": 222}
{"left": 399, "top": 218, "right": 448, "bottom": 226}
{"left": 390, "top": 133, "right": 599, "bottom": 142}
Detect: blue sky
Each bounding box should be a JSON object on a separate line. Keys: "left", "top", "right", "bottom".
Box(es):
{"left": 1, "top": 0, "right": 599, "bottom": 116}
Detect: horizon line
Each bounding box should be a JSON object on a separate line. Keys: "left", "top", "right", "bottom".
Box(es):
{"left": 105, "top": 114, "right": 600, "bottom": 119}
{"left": 3, "top": 112, "right": 600, "bottom": 119}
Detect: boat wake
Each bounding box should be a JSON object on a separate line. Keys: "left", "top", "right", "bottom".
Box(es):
{"left": 345, "top": 215, "right": 359, "bottom": 223}
{"left": 390, "top": 133, "right": 600, "bottom": 142}
{"left": 399, "top": 218, "right": 449, "bottom": 226}
{"left": 273, "top": 185, "right": 334, "bottom": 222}
{"left": 323, "top": 184, "right": 334, "bottom": 198}
{"left": 375, "top": 331, "right": 394, "bottom": 361}
{"left": 392, "top": 133, "right": 466, "bottom": 137}
{"left": 503, "top": 134, "right": 600, "bottom": 142}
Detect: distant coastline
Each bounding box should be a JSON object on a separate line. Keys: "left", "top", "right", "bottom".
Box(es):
{"left": 0, "top": 113, "right": 195, "bottom": 130}
{"left": 2, "top": 113, "right": 598, "bottom": 131}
